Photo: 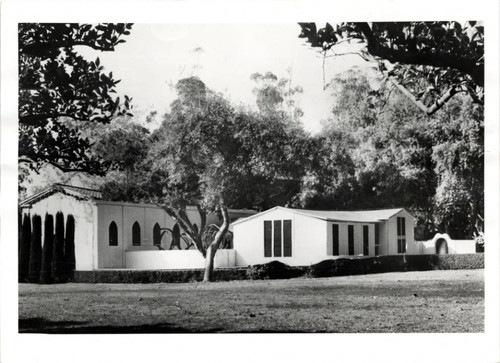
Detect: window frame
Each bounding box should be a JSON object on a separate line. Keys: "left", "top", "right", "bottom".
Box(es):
{"left": 153, "top": 223, "right": 162, "bottom": 247}
{"left": 264, "top": 219, "right": 292, "bottom": 258}
{"left": 109, "top": 221, "right": 118, "bottom": 246}
{"left": 397, "top": 217, "right": 406, "bottom": 253}
{"left": 363, "top": 225, "right": 369, "bottom": 256}
{"left": 132, "top": 221, "right": 141, "bottom": 246}
{"left": 348, "top": 225, "right": 354, "bottom": 255}
{"left": 332, "top": 224, "right": 339, "bottom": 256}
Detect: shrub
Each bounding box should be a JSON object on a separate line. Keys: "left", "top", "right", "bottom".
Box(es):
{"left": 52, "top": 212, "right": 65, "bottom": 282}
{"left": 28, "top": 215, "right": 42, "bottom": 283}
{"left": 65, "top": 215, "right": 76, "bottom": 279}
{"left": 40, "top": 214, "right": 54, "bottom": 284}
{"left": 19, "top": 214, "right": 32, "bottom": 282}
{"left": 246, "top": 261, "right": 306, "bottom": 280}
{"left": 310, "top": 254, "right": 484, "bottom": 278}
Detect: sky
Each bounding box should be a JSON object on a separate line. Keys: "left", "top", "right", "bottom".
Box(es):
{"left": 78, "top": 23, "right": 368, "bottom": 134}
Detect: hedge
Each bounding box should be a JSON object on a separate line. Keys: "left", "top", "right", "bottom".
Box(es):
{"left": 246, "top": 261, "right": 308, "bottom": 280}
{"left": 40, "top": 214, "right": 55, "bottom": 284}
{"left": 52, "top": 212, "right": 65, "bottom": 282}
{"left": 73, "top": 268, "right": 248, "bottom": 284}
{"left": 19, "top": 214, "right": 32, "bottom": 282}
{"left": 308, "top": 254, "right": 484, "bottom": 278}
{"left": 70, "top": 254, "right": 483, "bottom": 284}
{"left": 28, "top": 215, "right": 42, "bottom": 283}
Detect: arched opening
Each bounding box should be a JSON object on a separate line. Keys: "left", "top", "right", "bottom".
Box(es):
{"left": 153, "top": 223, "right": 162, "bottom": 246}
{"left": 132, "top": 222, "right": 141, "bottom": 246}
{"left": 436, "top": 238, "right": 448, "bottom": 254}
{"left": 109, "top": 221, "right": 118, "bottom": 246}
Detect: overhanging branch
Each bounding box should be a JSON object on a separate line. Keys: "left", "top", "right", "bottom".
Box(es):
{"left": 388, "top": 77, "right": 463, "bottom": 116}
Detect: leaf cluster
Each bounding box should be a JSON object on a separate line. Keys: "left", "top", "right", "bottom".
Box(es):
{"left": 19, "top": 23, "right": 133, "bottom": 174}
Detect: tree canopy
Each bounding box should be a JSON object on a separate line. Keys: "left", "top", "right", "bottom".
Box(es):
{"left": 298, "top": 22, "right": 484, "bottom": 115}
{"left": 19, "top": 23, "right": 133, "bottom": 174}
{"left": 303, "top": 68, "right": 483, "bottom": 239}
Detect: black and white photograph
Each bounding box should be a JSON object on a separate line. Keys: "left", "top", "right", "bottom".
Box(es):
{"left": 1, "top": 1, "right": 499, "bottom": 363}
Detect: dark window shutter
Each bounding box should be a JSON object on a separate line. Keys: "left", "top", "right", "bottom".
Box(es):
{"left": 348, "top": 225, "right": 354, "bottom": 255}
{"left": 332, "top": 224, "right": 339, "bottom": 256}
{"left": 153, "top": 223, "right": 162, "bottom": 246}
{"left": 264, "top": 221, "right": 272, "bottom": 257}
{"left": 363, "top": 225, "right": 369, "bottom": 256}
{"left": 109, "top": 221, "right": 118, "bottom": 246}
{"left": 401, "top": 217, "right": 406, "bottom": 236}
{"left": 132, "top": 222, "right": 141, "bottom": 246}
{"left": 397, "top": 217, "right": 401, "bottom": 236}
{"left": 283, "top": 220, "right": 292, "bottom": 257}
{"left": 273, "top": 220, "right": 282, "bottom": 257}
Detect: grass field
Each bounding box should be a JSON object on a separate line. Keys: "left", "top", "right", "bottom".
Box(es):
{"left": 18, "top": 269, "right": 484, "bottom": 333}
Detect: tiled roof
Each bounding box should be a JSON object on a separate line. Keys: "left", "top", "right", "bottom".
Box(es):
{"left": 19, "top": 184, "right": 102, "bottom": 207}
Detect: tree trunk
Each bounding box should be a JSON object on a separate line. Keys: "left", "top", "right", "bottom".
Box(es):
{"left": 203, "top": 244, "right": 217, "bottom": 282}
{"left": 203, "top": 203, "right": 230, "bottom": 282}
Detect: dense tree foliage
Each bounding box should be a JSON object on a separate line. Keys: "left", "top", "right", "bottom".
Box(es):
{"left": 19, "top": 23, "right": 133, "bottom": 174}
{"left": 250, "top": 71, "right": 304, "bottom": 122}
{"left": 299, "top": 22, "right": 484, "bottom": 115}
{"left": 303, "top": 69, "right": 482, "bottom": 239}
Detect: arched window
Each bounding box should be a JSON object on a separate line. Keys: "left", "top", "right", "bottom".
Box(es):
{"left": 109, "top": 221, "right": 118, "bottom": 246}
{"left": 132, "top": 222, "right": 141, "bottom": 246}
{"left": 153, "top": 223, "right": 162, "bottom": 246}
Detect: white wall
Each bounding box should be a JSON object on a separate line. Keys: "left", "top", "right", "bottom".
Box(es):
{"left": 22, "top": 193, "right": 96, "bottom": 270}
{"left": 233, "top": 209, "right": 330, "bottom": 267}
{"left": 125, "top": 249, "right": 235, "bottom": 269}
{"left": 415, "top": 234, "right": 477, "bottom": 255}
{"left": 95, "top": 202, "right": 244, "bottom": 268}
{"left": 448, "top": 240, "right": 476, "bottom": 254}
{"left": 326, "top": 222, "right": 375, "bottom": 257}
{"left": 386, "top": 210, "right": 416, "bottom": 255}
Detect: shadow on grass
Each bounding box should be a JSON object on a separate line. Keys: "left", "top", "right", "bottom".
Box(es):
{"left": 19, "top": 318, "right": 224, "bottom": 334}
{"left": 19, "top": 318, "right": 314, "bottom": 334}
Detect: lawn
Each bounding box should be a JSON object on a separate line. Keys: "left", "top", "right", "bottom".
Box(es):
{"left": 18, "top": 269, "right": 484, "bottom": 333}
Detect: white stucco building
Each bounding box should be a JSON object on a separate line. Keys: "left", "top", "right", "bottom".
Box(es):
{"left": 19, "top": 184, "right": 256, "bottom": 270}
{"left": 232, "top": 206, "right": 417, "bottom": 267}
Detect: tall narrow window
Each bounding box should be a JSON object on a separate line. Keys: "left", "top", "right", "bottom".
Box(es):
{"left": 132, "top": 221, "right": 141, "bottom": 246}
{"left": 273, "top": 220, "right": 282, "bottom": 257}
{"left": 374, "top": 223, "right": 380, "bottom": 256}
{"left": 264, "top": 221, "right": 272, "bottom": 257}
{"left": 109, "top": 221, "right": 118, "bottom": 246}
{"left": 332, "top": 224, "right": 339, "bottom": 256}
{"left": 397, "top": 217, "right": 406, "bottom": 253}
{"left": 348, "top": 225, "right": 354, "bottom": 255}
{"left": 283, "top": 220, "right": 292, "bottom": 257}
{"left": 363, "top": 225, "right": 369, "bottom": 256}
{"left": 153, "top": 223, "right": 162, "bottom": 246}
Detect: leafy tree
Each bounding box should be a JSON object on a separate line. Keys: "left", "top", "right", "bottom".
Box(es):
{"left": 145, "top": 77, "right": 307, "bottom": 281}
{"left": 19, "top": 23, "right": 133, "bottom": 175}
{"left": 431, "top": 95, "right": 484, "bottom": 238}
{"left": 250, "top": 71, "right": 304, "bottom": 122}
{"left": 40, "top": 213, "right": 54, "bottom": 284}
{"left": 19, "top": 214, "right": 32, "bottom": 282}
{"left": 28, "top": 215, "right": 43, "bottom": 283}
{"left": 298, "top": 22, "right": 483, "bottom": 115}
